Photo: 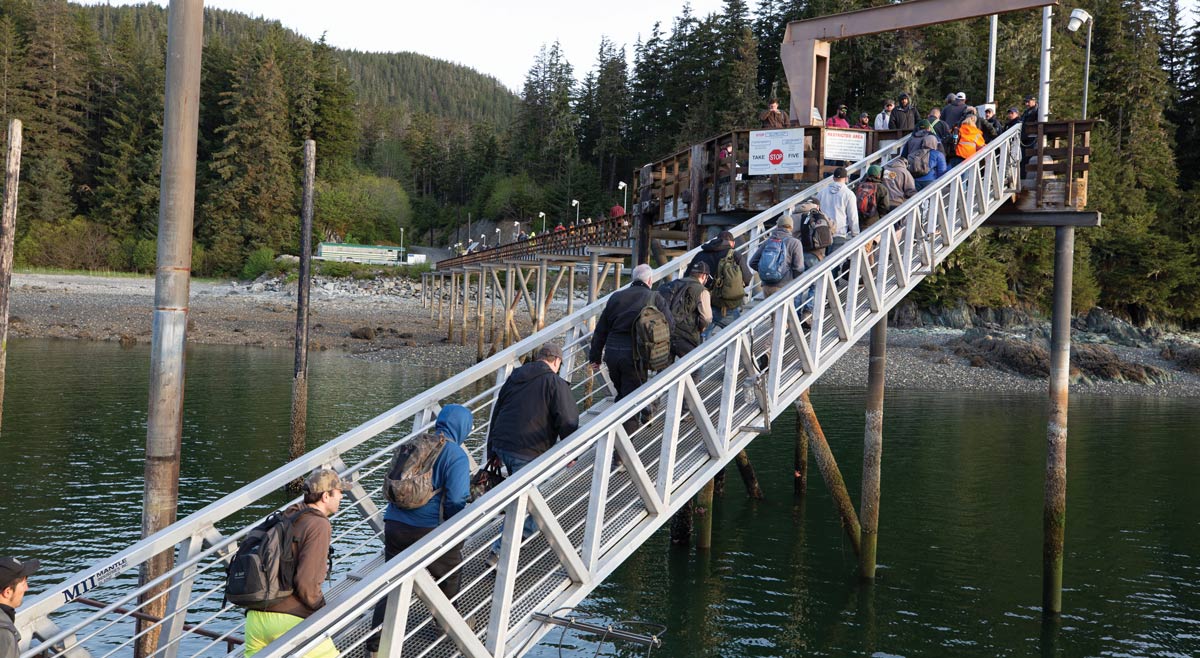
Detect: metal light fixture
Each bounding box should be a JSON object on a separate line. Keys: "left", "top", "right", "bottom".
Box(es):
{"left": 538, "top": 211, "right": 546, "bottom": 234}
{"left": 617, "top": 181, "right": 628, "bottom": 212}
{"left": 1068, "top": 8, "right": 1093, "bottom": 119}
{"left": 571, "top": 199, "right": 580, "bottom": 226}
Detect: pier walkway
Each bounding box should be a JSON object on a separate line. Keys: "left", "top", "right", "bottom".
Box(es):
{"left": 18, "top": 127, "right": 1023, "bottom": 658}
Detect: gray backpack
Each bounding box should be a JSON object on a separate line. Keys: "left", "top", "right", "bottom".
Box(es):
{"left": 384, "top": 433, "right": 448, "bottom": 508}
{"left": 225, "top": 507, "right": 322, "bottom": 610}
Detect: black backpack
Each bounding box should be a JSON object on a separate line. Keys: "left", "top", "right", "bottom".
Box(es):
{"left": 225, "top": 507, "right": 323, "bottom": 610}
{"left": 798, "top": 210, "right": 834, "bottom": 252}
{"left": 662, "top": 278, "right": 703, "bottom": 353}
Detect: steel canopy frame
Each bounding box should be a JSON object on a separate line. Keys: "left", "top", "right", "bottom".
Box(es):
{"left": 16, "top": 137, "right": 914, "bottom": 658}
{"left": 781, "top": 0, "right": 1057, "bottom": 124}
{"left": 258, "top": 127, "right": 1022, "bottom": 658}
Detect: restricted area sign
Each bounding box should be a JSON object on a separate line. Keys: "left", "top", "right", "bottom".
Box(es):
{"left": 749, "top": 128, "right": 805, "bottom": 176}
{"left": 824, "top": 129, "right": 867, "bottom": 161}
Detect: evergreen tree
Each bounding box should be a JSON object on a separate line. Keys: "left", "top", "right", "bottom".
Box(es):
{"left": 201, "top": 41, "right": 297, "bottom": 273}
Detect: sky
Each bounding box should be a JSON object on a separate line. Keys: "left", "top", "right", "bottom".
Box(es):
{"left": 75, "top": 0, "right": 729, "bottom": 92}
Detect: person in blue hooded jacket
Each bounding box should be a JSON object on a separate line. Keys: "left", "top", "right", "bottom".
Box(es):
{"left": 367, "top": 405, "right": 472, "bottom": 651}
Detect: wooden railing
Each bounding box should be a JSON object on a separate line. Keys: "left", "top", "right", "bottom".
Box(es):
{"left": 436, "top": 215, "right": 632, "bottom": 269}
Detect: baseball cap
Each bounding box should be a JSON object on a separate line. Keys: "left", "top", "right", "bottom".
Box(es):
{"left": 303, "top": 468, "right": 351, "bottom": 495}
{"left": 955, "top": 92, "right": 966, "bottom": 101}
{"left": 536, "top": 342, "right": 563, "bottom": 361}
{"left": 1024, "top": 94, "right": 1037, "bottom": 102}
{"left": 777, "top": 213, "right": 794, "bottom": 229}
{"left": 1008, "top": 107, "right": 1020, "bottom": 115}
{"left": 0, "top": 556, "right": 40, "bottom": 585}
{"left": 687, "top": 260, "right": 710, "bottom": 276}
{"left": 833, "top": 166, "right": 848, "bottom": 179}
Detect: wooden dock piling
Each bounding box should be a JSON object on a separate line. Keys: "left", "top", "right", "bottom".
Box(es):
{"left": 860, "top": 318, "right": 886, "bottom": 580}
{"left": 288, "top": 140, "right": 315, "bottom": 473}
{"left": 1043, "top": 227, "right": 1074, "bottom": 614}
{"left": 0, "top": 119, "right": 22, "bottom": 431}
{"left": 796, "top": 390, "right": 861, "bottom": 557}
{"left": 695, "top": 479, "right": 716, "bottom": 549}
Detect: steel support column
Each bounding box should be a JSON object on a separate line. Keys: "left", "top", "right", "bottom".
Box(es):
{"left": 1042, "top": 226, "right": 1073, "bottom": 614}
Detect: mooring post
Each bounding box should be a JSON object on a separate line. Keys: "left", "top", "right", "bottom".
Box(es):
{"left": 860, "top": 317, "right": 887, "bottom": 580}
{"left": 488, "top": 265, "right": 498, "bottom": 344}
{"left": 435, "top": 273, "right": 443, "bottom": 326}
{"left": 0, "top": 119, "right": 22, "bottom": 431}
{"left": 460, "top": 269, "right": 469, "bottom": 346}
{"left": 695, "top": 479, "right": 716, "bottom": 549}
{"left": 733, "top": 450, "right": 764, "bottom": 499}
{"left": 795, "top": 405, "right": 809, "bottom": 496}
{"left": 566, "top": 262, "right": 576, "bottom": 317}
{"left": 139, "top": 2, "right": 203, "bottom": 655}
{"left": 288, "top": 140, "right": 316, "bottom": 477}
{"left": 536, "top": 258, "right": 549, "bottom": 331}
{"left": 447, "top": 271, "right": 457, "bottom": 343}
{"left": 796, "top": 390, "right": 861, "bottom": 556}
{"left": 1043, "top": 226, "right": 1073, "bottom": 614}
{"left": 504, "top": 265, "right": 516, "bottom": 348}
{"left": 475, "top": 268, "right": 485, "bottom": 362}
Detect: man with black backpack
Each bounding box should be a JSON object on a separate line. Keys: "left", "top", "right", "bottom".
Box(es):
{"left": 366, "top": 405, "right": 473, "bottom": 654}
{"left": 692, "top": 231, "right": 751, "bottom": 338}
{"left": 241, "top": 468, "right": 347, "bottom": 658}
{"left": 590, "top": 264, "right": 674, "bottom": 404}
{"left": 659, "top": 260, "right": 713, "bottom": 357}
{"left": 749, "top": 213, "right": 805, "bottom": 298}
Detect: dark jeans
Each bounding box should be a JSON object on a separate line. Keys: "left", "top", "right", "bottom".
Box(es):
{"left": 489, "top": 449, "right": 538, "bottom": 556}
{"left": 367, "top": 520, "right": 464, "bottom": 651}
{"left": 703, "top": 305, "right": 742, "bottom": 339}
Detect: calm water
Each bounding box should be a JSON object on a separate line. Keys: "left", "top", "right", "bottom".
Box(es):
{"left": 1, "top": 339, "right": 1197, "bottom": 657}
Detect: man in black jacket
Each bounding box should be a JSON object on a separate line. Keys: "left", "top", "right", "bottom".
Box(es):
{"left": 487, "top": 342, "right": 579, "bottom": 563}
{"left": 691, "top": 231, "right": 751, "bottom": 338}
{"left": 589, "top": 264, "right": 674, "bottom": 405}
{"left": 888, "top": 92, "right": 919, "bottom": 132}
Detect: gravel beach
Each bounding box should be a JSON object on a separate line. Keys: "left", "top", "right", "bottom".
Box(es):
{"left": 8, "top": 272, "right": 1200, "bottom": 398}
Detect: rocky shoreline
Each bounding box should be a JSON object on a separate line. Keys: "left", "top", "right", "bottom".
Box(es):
{"left": 8, "top": 271, "right": 1200, "bottom": 397}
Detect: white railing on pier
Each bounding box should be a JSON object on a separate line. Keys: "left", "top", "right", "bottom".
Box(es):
{"left": 13, "top": 127, "right": 1023, "bottom": 658}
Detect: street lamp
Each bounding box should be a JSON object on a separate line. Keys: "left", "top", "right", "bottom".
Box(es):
{"left": 617, "top": 181, "right": 627, "bottom": 213}
{"left": 480, "top": 233, "right": 487, "bottom": 248}
{"left": 495, "top": 227, "right": 501, "bottom": 246}
{"left": 538, "top": 211, "right": 546, "bottom": 234}
{"left": 571, "top": 199, "right": 579, "bottom": 226}
{"left": 1068, "top": 8, "right": 1093, "bottom": 119}
{"left": 399, "top": 227, "right": 405, "bottom": 264}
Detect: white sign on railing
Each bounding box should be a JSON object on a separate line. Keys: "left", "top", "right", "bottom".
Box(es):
{"left": 825, "top": 129, "right": 868, "bottom": 161}
{"left": 749, "top": 128, "right": 805, "bottom": 175}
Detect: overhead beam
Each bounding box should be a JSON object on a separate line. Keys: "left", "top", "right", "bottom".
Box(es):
{"left": 782, "top": 0, "right": 1058, "bottom": 123}
{"left": 986, "top": 211, "right": 1101, "bottom": 228}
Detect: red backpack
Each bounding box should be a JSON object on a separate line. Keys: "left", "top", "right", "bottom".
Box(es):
{"left": 857, "top": 181, "right": 879, "bottom": 217}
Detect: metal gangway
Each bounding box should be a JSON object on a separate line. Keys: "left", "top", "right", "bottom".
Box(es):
{"left": 17, "top": 126, "right": 1022, "bottom": 658}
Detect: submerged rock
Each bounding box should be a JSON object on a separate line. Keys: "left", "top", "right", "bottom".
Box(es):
{"left": 950, "top": 330, "right": 1170, "bottom": 384}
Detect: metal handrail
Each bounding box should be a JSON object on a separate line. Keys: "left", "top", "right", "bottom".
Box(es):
{"left": 256, "top": 127, "right": 1021, "bottom": 657}
{"left": 18, "top": 134, "right": 917, "bottom": 658}
{"left": 436, "top": 216, "right": 632, "bottom": 270}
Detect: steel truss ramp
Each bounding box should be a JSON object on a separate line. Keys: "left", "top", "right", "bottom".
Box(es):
{"left": 18, "top": 127, "right": 1020, "bottom": 658}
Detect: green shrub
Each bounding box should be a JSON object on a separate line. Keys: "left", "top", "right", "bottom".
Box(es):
{"left": 318, "top": 260, "right": 354, "bottom": 278}
{"left": 191, "top": 243, "right": 207, "bottom": 276}
{"left": 15, "top": 217, "right": 120, "bottom": 270}
{"left": 241, "top": 247, "right": 276, "bottom": 280}
{"left": 132, "top": 239, "right": 157, "bottom": 273}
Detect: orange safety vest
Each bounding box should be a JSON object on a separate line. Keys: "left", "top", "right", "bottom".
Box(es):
{"left": 955, "top": 123, "right": 986, "bottom": 159}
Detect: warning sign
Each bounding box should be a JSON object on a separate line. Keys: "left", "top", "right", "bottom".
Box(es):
{"left": 824, "top": 129, "right": 867, "bottom": 161}
{"left": 749, "top": 129, "right": 805, "bottom": 176}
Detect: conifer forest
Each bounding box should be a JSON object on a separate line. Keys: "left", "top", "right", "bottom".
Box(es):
{"left": 0, "top": 0, "right": 1196, "bottom": 325}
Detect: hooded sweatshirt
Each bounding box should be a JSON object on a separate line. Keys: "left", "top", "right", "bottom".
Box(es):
{"left": 692, "top": 236, "right": 752, "bottom": 306}
{"left": 487, "top": 361, "right": 580, "bottom": 460}
{"left": 384, "top": 404, "right": 473, "bottom": 528}
{"left": 889, "top": 99, "right": 919, "bottom": 131}
{"left": 813, "top": 180, "right": 860, "bottom": 239}
{"left": 883, "top": 158, "right": 917, "bottom": 202}
{"left": 914, "top": 134, "right": 950, "bottom": 183}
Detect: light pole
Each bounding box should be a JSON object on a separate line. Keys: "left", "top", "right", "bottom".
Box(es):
{"left": 495, "top": 227, "right": 501, "bottom": 246}
{"left": 571, "top": 199, "right": 579, "bottom": 226}
{"left": 513, "top": 221, "right": 520, "bottom": 241}
{"left": 1068, "top": 8, "right": 1094, "bottom": 119}
{"left": 617, "top": 181, "right": 627, "bottom": 213}
{"left": 538, "top": 211, "right": 546, "bottom": 234}
{"left": 480, "top": 233, "right": 487, "bottom": 248}
{"left": 399, "top": 227, "right": 405, "bottom": 264}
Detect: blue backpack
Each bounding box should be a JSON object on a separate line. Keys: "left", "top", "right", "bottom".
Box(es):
{"left": 756, "top": 235, "right": 788, "bottom": 284}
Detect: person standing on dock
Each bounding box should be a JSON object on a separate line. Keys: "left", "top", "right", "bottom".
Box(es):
{"left": 243, "top": 469, "right": 347, "bottom": 658}
{"left": 760, "top": 98, "right": 788, "bottom": 129}
{"left": 486, "top": 343, "right": 579, "bottom": 564}
{"left": 693, "top": 231, "right": 752, "bottom": 338}
{"left": 1, "top": 557, "right": 39, "bottom": 658}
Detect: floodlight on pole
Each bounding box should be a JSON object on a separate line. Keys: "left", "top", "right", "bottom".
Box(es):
{"left": 1068, "top": 8, "right": 1093, "bottom": 120}
{"left": 571, "top": 199, "right": 579, "bottom": 226}
{"left": 538, "top": 211, "right": 546, "bottom": 234}
{"left": 618, "top": 181, "right": 628, "bottom": 212}
{"left": 399, "top": 227, "right": 405, "bottom": 263}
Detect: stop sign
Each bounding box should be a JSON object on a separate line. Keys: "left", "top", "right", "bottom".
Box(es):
{"left": 769, "top": 149, "right": 785, "bottom": 165}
